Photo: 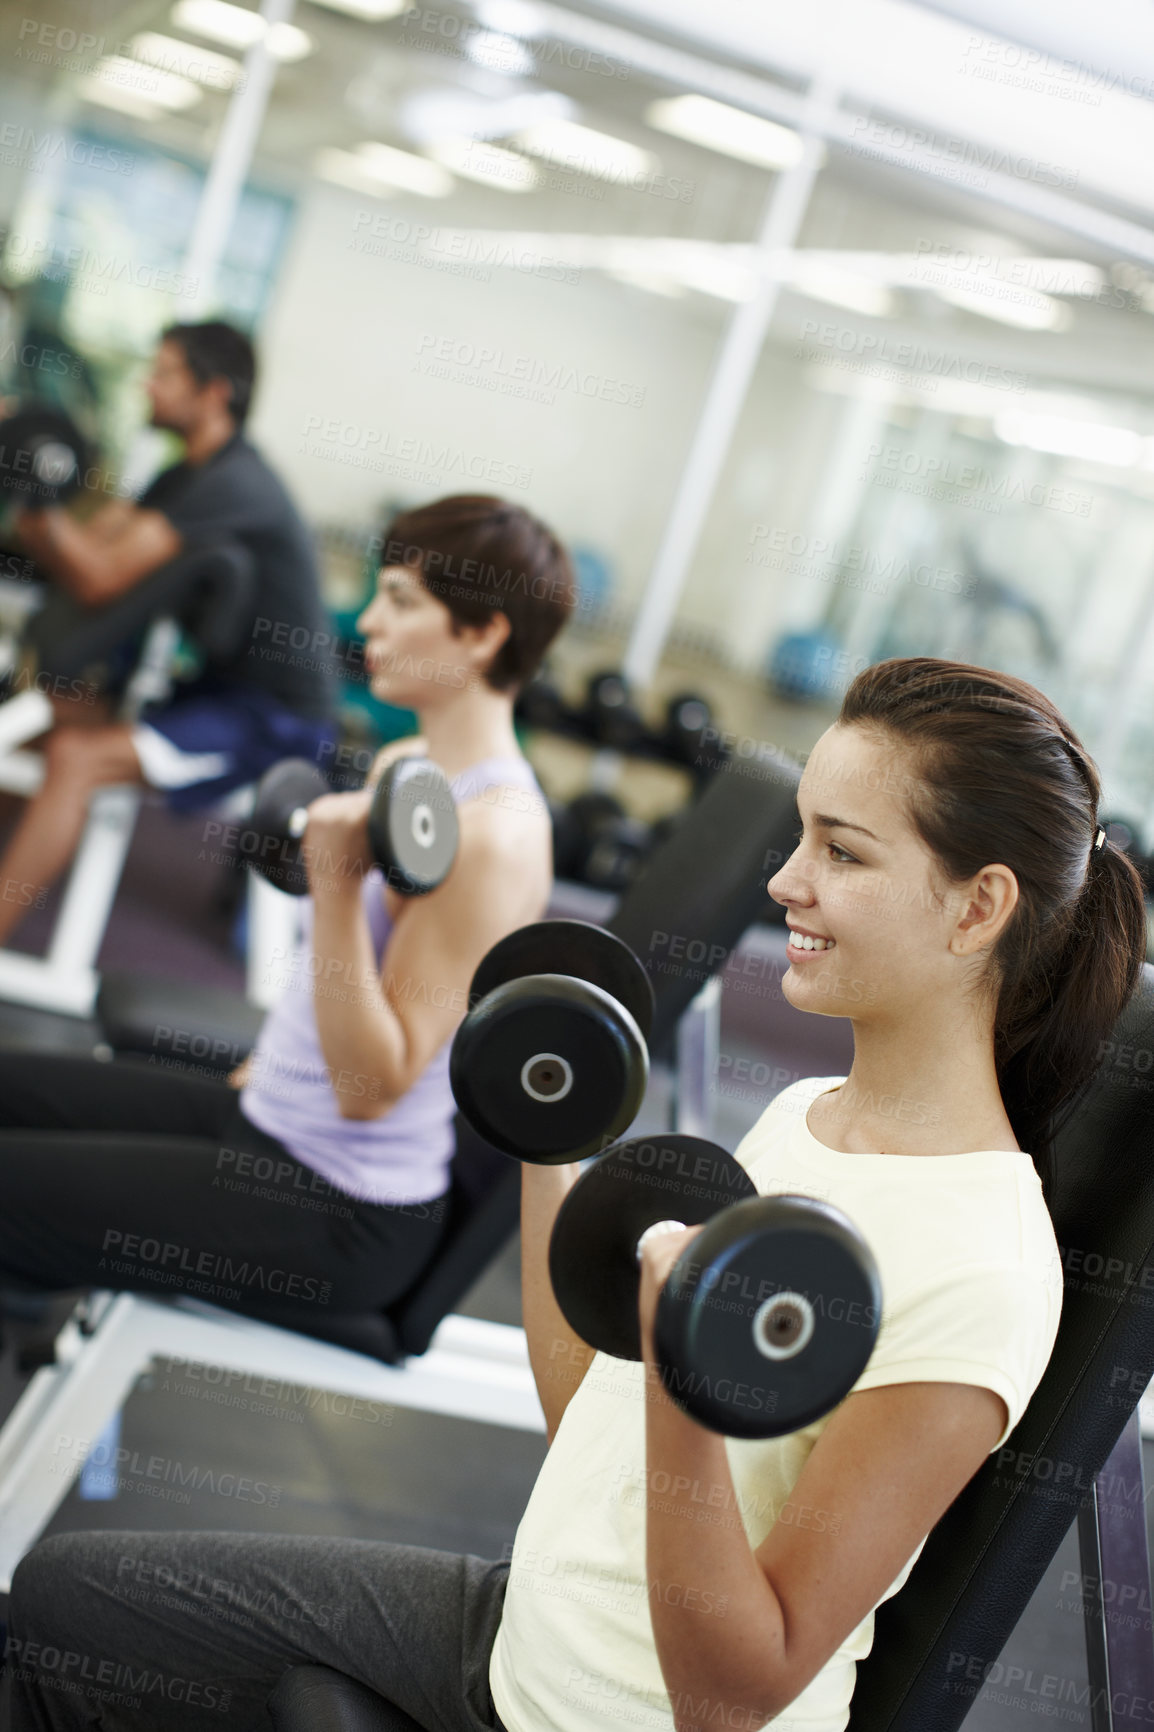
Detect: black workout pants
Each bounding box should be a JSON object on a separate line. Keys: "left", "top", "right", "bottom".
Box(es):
{"left": 0, "top": 1052, "right": 448, "bottom": 1322}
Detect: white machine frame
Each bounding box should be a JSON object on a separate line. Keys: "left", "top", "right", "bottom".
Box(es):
{"left": 0, "top": 1296, "right": 542, "bottom": 1592}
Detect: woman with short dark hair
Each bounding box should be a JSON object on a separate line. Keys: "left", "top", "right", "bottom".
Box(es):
{"left": 0, "top": 493, "right": 576, "bottom": 1325}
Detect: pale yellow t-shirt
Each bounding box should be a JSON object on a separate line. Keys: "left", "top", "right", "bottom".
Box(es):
{"left": 488, "top": 1074, "right": 1064, "bottom": 1732}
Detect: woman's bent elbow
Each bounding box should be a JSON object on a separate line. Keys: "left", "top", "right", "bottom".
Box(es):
{"left": 335, "top": 1091, "right": 398, "bottom": 1121}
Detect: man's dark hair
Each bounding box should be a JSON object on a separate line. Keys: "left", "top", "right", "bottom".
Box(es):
{"left": 380, "top": 495, "right": 576, "bottom": 692}
{"left": 161, "top": 320, "right": 256, "bottom": 427}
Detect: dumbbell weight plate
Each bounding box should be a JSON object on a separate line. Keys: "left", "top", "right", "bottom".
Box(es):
{"left": 656, "top": 1194, "right": 881, "bottom": 1439}
{"left": 466, "top": 918, "right": 655, "bottom": 1039}
{"left": 450, "top": 974, "right": 649, "bottom": 1163}
{"left": 516, "top": 667, "right": 570, "bottom": 732}
{"left": 663, "top": 691, "right": 713, "bottom": 766}
{"left": 248, "top": 758, "right": 330, "bottom": 895}
{"left": 370, "top": 756, "right": 459, "bottom": 895}
{"left": 0, "top": 405, "right": 90, "bottom": 508}
{"left": 581, "top": 813, "right": 654, "bottom": 893}
{"left": 585, "top": 670, "right": 649, "bottom": 753}
{"left": 548, "top": 1136, "right": 757, "bottom": 1361}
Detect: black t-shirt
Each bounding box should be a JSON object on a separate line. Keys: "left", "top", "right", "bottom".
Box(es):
{"left": 139, "top": 434, "right": 336, "bottom": 720}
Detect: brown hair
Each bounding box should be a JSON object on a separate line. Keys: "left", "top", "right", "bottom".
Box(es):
{"left": 379, "top": 495, "right": 576, "bottom": 692}
{"left": 838, "top": 657, "right": 1147, "bottom": 1195}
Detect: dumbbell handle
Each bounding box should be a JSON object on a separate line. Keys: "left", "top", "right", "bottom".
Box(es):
{"left": 635, "top": 1219, "right": 687, "bottom": 1263}
{"left": 287, "top": 805, "right": 311, "bottom": 840}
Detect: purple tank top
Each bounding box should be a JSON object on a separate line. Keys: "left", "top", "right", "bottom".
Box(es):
{"left": 239, "top": 755, "right": 546, "bottom": 1204}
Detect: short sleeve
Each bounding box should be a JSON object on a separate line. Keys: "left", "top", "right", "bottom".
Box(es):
{"left": 148, "top": 463, "right": 266, "bottom": 545}
{"left": 852, "top": 1261, "right": 1062, "bottom": 1451}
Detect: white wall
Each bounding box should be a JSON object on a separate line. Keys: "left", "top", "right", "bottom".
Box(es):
{"left": 252, "top": 182, "right": 709, "bottom": 598}
{"left": 247, "top": 176, "right": 851, "bottom": 676}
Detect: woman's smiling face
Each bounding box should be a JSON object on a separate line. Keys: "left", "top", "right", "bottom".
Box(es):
{"left": 768, "top": 723, "right": 988, "bottom": 1022}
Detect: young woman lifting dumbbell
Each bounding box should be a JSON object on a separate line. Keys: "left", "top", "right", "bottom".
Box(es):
{"left": 3, "top": 656, "right": 1146, "bottom": 1732}
{"left": 0, "top": 494, "right": 573, "bottom": 1325}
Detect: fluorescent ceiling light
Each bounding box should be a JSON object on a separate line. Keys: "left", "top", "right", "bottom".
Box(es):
{"left": 398, "top": 88, "right": 572, "bottom": 147}
{"left": 305, "top": 0, "right": 406, "bottom": 16}
{"left": 74, "top": 77, "right": 167, "bottom": 119}
{"left": 645, "top": 93, "right": 805, "bottom": 170}
{"left": 666, "top": 256, "right": 755, "bottom": 302}
{"left": 130, "top": 31, "right": 243, "bottom": 86}
{"left": 513, "top": 119, "right": 657, "bottom": 180}
{"left": 475, "top": 0, "right": 547, "bottom": 35}
{"left": 905, "top": 255, "right": 1104, "bottom": 299}
{"left": 936, "top": 282, "right": 1071, "bottom": 332}
{"left": 995, "top": 411, "right": 1142, "bottom": 466}
{"left": 83, "top": 54, "right": 202, "bottom": 110}
{"left": 315, "top": 147, "right": 394, "bottom": 196}
{"left": 788, "top": 264, "right": 893, "bottom": 317}
{"left": 466, "top": 28, "right": 536, "bottom": 75}
{"left": 427, "top": 137, "right": 539, "bottom": 191}
{"left": 353, "top": 140, "right": 455, "bottom": 195}
{"left": 608, "top": 267, "right": 686, "bottom": 298}
{"left": 170, "top": 0, "right": 312, "bottom": 59}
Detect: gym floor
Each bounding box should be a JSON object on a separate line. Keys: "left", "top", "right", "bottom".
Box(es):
{"left": 0, "top": 793, "right": 1144, "bottom": 1730}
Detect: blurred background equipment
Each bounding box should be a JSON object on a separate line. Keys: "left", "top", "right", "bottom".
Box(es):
{"left": 0, "top": 403, "right": 93, "bottom": 511}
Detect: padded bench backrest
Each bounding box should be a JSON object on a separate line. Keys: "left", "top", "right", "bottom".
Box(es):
{"left": 848, "top": 963, "right": 1154, "bottom": 1730}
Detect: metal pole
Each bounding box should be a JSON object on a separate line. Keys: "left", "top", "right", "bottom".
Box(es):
{"left": 621, "top": 76, "right": 840, "bottom": 693}
{"left": 181, "top": 0, "right": 296, "bottom": 317}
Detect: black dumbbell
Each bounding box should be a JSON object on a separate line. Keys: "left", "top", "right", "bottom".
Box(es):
{"left": 0, "top": 404, "right": 91, "bottom": 509}
{"left": 583, "top": 669, "right": 651, "bottom": 753}
{"left": 515, "top": 663, "right": 571, "bottom": 733}
{"left": 552, "top": 791, "right": 653, "bottom": 891}
{"left": 549, "top": 1134, "right": 881, "bottom": 1438}
{"left": 662, "top": 691, "right": 715, "bottom": 767}
{"left": 449, "top": 918, "right": 656, "bottom": 1163}
{"left": 248, "top": 755, "right": 459, "bottom": 897}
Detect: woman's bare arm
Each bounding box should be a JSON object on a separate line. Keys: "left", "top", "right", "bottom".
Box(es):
{"left": 643, "top": 1376, "right": 1007, "bottom": 1730}
{"left": 307, "top": 796, "right": 546, "bottom": 1118}
{"left": 520, "top": 1164, "right": 597, "bottom": 1443}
